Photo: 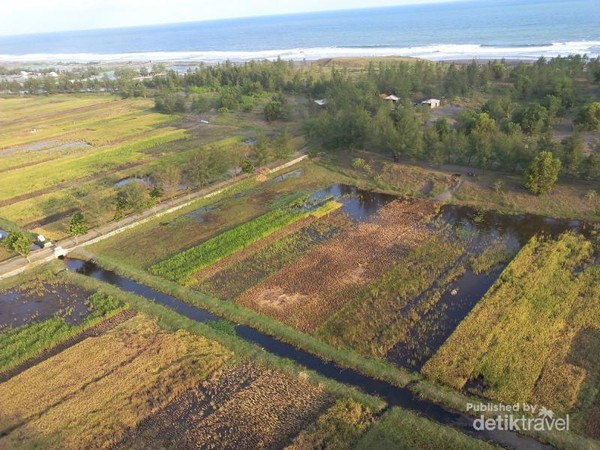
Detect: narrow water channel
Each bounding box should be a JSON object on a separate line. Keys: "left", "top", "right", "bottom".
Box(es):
{"left": 65, "top": 258, "right": 552, "bottom": 450}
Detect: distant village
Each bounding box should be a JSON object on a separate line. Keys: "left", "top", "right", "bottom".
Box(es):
{"left": 0, "top": 64, "right": 189, "bottom": 95}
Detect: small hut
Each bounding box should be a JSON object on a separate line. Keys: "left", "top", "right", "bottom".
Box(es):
{"left": 421, "top": 98, "right": 441, "bottom": 109}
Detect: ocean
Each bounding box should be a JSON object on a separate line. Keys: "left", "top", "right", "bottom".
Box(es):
{"left": 0, "top": 0, "right": 599, "bottom": 63}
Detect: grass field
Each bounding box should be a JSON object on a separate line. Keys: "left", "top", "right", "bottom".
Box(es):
{"left": 286, "top": 398, "right": 376, "bottom": 450}
{"left": 0, "top": 314, "right": 231, "bottom": 449}
{"left": 354, "top": 407, "right": 499, "bottom": 450}
{"left": 89, "top": 160, "right": 354, "bottom": 269}
{"left": 0, "top": 95, "right": 187, "bottom": 238}
{"left": 422, "top": 233, "right": 600, "bottom": 433}
{"left": 0, "top": 94, "right": 295, "bottom": 241}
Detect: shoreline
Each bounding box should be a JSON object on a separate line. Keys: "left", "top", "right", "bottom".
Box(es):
{"left": 1, "top": 41, "right": 598, "bottom": 65}
{"left": 0, "top": 56, "right": 557, "bottom": 70}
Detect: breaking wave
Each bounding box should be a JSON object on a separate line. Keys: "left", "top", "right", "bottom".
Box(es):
{"left": 1, "top": 41, "right": 599, "bottom": 63}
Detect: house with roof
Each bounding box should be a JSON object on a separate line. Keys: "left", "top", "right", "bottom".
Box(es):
{"left": 421, "top": 98, "right": 441, "bottom": 109}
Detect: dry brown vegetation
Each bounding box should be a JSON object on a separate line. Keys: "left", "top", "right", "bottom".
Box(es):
{"left": 116, "top": 362, "right": 331, "bottom": 450}
{"left": 237, "top": 199, "right": 437, "bottom": 332}
{"left": 0, "top": 314, "right": 230, "bottom": 449}
{"left": 317, "top": 236, "right": 465, "bottom": 358}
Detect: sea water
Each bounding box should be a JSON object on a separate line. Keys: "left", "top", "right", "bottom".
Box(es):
{"left": 0, "top": 0, "right": 598, "bottom": 62}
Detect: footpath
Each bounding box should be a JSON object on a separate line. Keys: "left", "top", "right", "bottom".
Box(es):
{"left": 0, "top": 155, "right": 307, "bottom": 280}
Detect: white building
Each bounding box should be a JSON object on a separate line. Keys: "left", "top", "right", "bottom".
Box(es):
{"left": 421, "top": 99, "right": 441, "bottom": 109}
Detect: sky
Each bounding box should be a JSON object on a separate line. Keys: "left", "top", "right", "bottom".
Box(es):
{"left": 0, "top": 0, "right": 458, "bottom": 37}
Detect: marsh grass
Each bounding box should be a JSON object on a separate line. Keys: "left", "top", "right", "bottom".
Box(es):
{"left": 286, "top": 398, "right": 378, "bottom": 450}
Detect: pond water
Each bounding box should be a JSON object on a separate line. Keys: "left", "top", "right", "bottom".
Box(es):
{"left": 65, "top": 257, "right": 549, "bottom": 450}
{"left": 386, "top": 267, "right": 503, "bottom": 370}
{"left": 185, "top": 204, "right": 218, "bottom": 223}
{"left": 438, "top": 204, "right": 595, "bottom": 250}
{"left": 271, "top": 169, "right": 304, "bottom": 182}
{"left": 308, "top": 184, "right": 396, "bottom": 221}
{"left": 114, "top": 177, "right": 150, "bottom": 188}
{"left": 0, "top": 283, "right": 92, "bottom": 331}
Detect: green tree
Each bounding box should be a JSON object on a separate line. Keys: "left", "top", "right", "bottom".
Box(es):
{"left": 264, "top": 100, "right": 283, "bottom": 121}
{"left": 2, "top": 231, "right": 32, "bottom": 261}
{"left": 585, "top": 150, "right": 600, "bottom": 181}
{"left": 217, "top": 86, "right": 242, "bottom": 111}
{"left": 434, "top": 118, "right": 451, "bottom": 139}
{"left": 575, "top": 102, "right": 600, "bottom": 130}
{"left": 114, "top": 183, "right": 148, "bottom": 220}
{"left": 391, "top": 105, "right": 422, "bottom": 158}
{"left": 185, "top": 151, "right": 211, "bottom": 187}
{"left": 517, "top": 103, "right": 548, "bottom": 134}
{"left": 561, "top": 133, "right": 585, "bottom": 177}
{"left": 524, "top": 151, "right": 562, "bottom": 195}
{"left": 149, "top": 185, "right": 163, "bottom": 208}
{"left": 154, "top": 165, "right": 181, "bottom": 199}
{"left": 67, "top": 212, "right": 88, "bottom": 243}
{"left": 273, "top": 129, "right": 293, "bottom": 159}
{"left": 253, "top": 131, "right": 272, "bottom": 166}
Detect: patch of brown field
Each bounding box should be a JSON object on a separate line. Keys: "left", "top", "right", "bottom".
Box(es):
{"left": 115, "top": 362, "right": 331, "bottom": 450}
{"left": 237, "top": 199, "right": 437, "bottom": 333}
{"left": 0, "top": 315, "right": 230, "bottom": 450}
{"left": 255, "top": 287, "right": 309, "bottom": 309}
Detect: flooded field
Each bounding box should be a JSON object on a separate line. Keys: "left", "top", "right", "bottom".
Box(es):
{"left": 0, "top": 282, "right": 91, "bottom": 331}
{"left": 66, "top": 179, "right": 599, "bottom": 446}
{"left": 307, "top": 183, "right": 396, "bottom": 221}
{"left": 113, "top": 176, "right": 150, "bottom": 187}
